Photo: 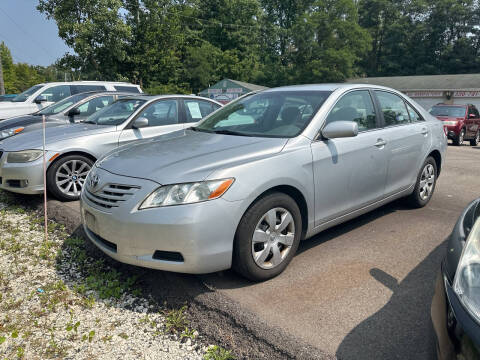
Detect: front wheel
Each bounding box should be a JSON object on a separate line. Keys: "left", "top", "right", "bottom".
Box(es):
{"left": 47, "top": 155, "right": 94, "bottom": 201}
{"left": 470, "top": 130, "right": 480, "bottom": 146}
{"left": 407, "top": 156, "right": 437, "bottom": 208}
{"left": 453, "top": 128, "right": 465, "bottom": 146}
{"left": 233, "top": 193, "right": 302, "bottom": 282}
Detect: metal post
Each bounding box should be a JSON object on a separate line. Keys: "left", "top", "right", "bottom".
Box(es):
{"left": 0, "top": 54, "right": 5, "bottom": 95}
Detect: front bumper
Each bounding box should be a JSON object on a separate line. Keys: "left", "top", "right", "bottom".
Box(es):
{"left": 80, "top": 167, "right": 247, "bottom": 274}
{"left": 0, "top": 151, "right": 48, "bottom": 194}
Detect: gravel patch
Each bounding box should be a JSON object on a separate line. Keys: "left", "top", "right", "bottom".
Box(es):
{"left": 0, "top": 192, "right": 231, "bottom": 360}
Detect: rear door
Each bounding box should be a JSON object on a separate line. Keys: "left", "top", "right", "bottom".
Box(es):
{"left": 117, "top": 99, "right": 184, "bottom": 146}
{"left": 373, "top": 91, "right": 430, "bottom": 196}
{"left": 311, "top": 89, "right": 388, "bottom": 225}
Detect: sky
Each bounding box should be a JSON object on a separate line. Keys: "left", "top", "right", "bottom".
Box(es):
{"left": 0, "top": 0, "right": 70, "bottom": 66}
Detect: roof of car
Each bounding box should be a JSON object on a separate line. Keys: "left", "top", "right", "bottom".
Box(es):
{"left": 263, "top": 83, "right": 395, "bottom": 92}
{"left": 36, "top": 81, "right": 139, "bottom": 87}
{"left": 433, "top": 103, "right": 467, "bottom": 107}
{"left": 119, "top": 94, "right": 222, "bottom": 103}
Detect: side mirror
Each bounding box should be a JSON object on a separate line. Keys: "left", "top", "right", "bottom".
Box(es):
{"left": 322, "top": 121, "right": 358, "bottom": 139}
{"left": 469, "top": 113, "right": 476, "bottom": 118}
{"left": 67, "top": 108, "right": 81, "bottom": 117}
{"left": 132, "top": 117, "right": 149, "bottom": 129}
{"left": 34, "top": 95, "right": 48, "bottom": 104}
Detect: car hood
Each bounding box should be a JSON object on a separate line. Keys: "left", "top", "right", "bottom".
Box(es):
{"left": 0, "top": 123, "right": 116, "bottom": 151}
{"left": 98, "top": 130, "right": 288, "bottom": 184}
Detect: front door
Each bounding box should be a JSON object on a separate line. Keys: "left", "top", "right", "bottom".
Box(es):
{"left": 118, "top": 99, "right": 184, "bottom": 146}
{"left": 311, "top": 89, "right": 388, "bottom": 226}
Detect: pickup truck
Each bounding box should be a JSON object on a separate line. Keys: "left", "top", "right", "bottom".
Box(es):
{"left": 429, "top": 103, "right": 480, "bottom": 146}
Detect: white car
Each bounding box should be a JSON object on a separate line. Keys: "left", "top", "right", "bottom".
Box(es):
{"left": 0, "top": 81, "right": 142, "bottom": 120}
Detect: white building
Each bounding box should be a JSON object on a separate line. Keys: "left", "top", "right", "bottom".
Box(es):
{"left": 348, "top": 74, "right": 480, "bottom": 110}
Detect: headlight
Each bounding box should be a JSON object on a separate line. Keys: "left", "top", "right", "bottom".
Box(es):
{"left": 0, "top": 127, "right": 24, "bottom": 140}
{"left": 443, "top": 121, "right": 458, "bottom": 126}
{"left": 453, "top": 218, "right": 480, "bottom": 322}
{"left": 139, "top": 178, "right": 234, "bottom": 209}
{"left": 7, "top": 150, "right": 43, "bottom": 163}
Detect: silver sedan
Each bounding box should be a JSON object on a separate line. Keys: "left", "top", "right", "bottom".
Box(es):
{"left": 0, "top": 95, "right": 221, "bottom": 200}
{"left": 80, "top": 84, "right": 447, "bottom": 281}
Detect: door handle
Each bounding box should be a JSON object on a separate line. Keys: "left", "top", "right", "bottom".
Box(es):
{"left": 374, "top": 139, "right": 387, "bottom": 147}
{"left": 421, "top": 128, "right": 429, "bottom": 135}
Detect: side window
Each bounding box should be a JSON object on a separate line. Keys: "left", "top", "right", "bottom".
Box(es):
{"left": 71, "top": 85, "right": 106, "bottom": 94}
{"left": 39, "top": 85, "right": 71, "bottom": 102}
{"left": 184, "top": 100, "right": 217, "bottom": 122}
{"left": 114, "top": 86, "right": 140, "bottom": 93}
{"left": 375, "top": 91, "right": 410, "bottom": 126}
{"left": 215, "top": 98, "right": 269, "bottom": 127}
{"left": 139, "top": 100, "right": 179, "bottom": 126}
{"left": 325, "top": 90, "right": 377, "bottom": 131}
{"left": 406, "top": 103, "right": 423, "bottom": 122}
{"left": 76, "top": 96, "right": 114, "bottom": 116}
{"left": 469, "top": 106, "right": 479, "bottom": 117}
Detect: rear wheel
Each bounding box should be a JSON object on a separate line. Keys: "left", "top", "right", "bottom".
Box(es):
{"left": 233, "top": 193, "right": 302, "bottom": 282}
{"left": 453, "top": 128, "right": 465, "bottom": 146}
{"left": 47, "top": 155, "right": 94, "bottom": 201}
{"left": 407, "top": 156, "right": 437, "bottom": 208}
{"left": 470, "top": 130, "right": 480, "bottom": 146}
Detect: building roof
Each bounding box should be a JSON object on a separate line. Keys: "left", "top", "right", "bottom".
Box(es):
{"left": 347, "top": 74, "right": 480, "bottom": 91}
{"left": 199, "top": 78, "right": 268, "bottom": 94}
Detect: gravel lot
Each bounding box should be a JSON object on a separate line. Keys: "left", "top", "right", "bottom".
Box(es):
{"left": 0, "top": 191, "right": 233, "bottom": 360}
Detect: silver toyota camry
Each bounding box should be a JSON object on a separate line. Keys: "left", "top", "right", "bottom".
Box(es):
{"left": 0, "top": 95, "right": 221, "bottom": 200}
{"left": 80, "top": 84, "right": 447, "bottom": 281}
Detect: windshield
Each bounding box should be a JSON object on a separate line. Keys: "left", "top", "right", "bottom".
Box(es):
{"left": 11, "top": 85, "right": 44, "bottom": 102}
{"left": 37, "top": 93, "right": 91, "bottom": 115}
{"left": 430, "top": 106, "right": 466, "bottom": 117}
{"left": 195, "top": 91, "right": 332, "bottom": 138}
{"left": 84, "top": 98, "right": 146, "bottom": 125}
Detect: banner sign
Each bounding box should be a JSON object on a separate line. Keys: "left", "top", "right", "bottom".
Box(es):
{"left": 208, "top": 89, "right": 222, "bottom": 94}
{"left": 404, "top": 91, "right": 443, "bottom": 98}
{"left": 226, "top": 87, "right": 244, "bottom": 93}
{"left": 453, "top": 91, "right": 480, "bottom": 97}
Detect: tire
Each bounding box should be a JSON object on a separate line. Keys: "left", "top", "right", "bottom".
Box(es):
{"left": 470, "top": 130, "right": 480, "bottom": 146}
{"left": 233, "top": 192, "right": 302, "bottom": 282}
{"left": 407, "top": 156, "right": 437, "bottom": 208}
{"left": 47, "top": 154, "right": 94, "bottom": 201}
{"left": 453, "top": 128, "right": 465, "bottom": 146}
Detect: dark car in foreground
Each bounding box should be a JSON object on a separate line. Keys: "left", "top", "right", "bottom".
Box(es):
{"left": 432, "top": 198, "right": 480, "bottom": 360}
{"left": 0, "top": 91, "right": 129, "bottom": 140}
{"left": 430, "top": 104, "right": 480, "bottom": 146}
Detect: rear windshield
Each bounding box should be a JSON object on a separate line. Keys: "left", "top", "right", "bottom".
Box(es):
{"left": 429, "top": 106, "right": 466, "bottom": 117}
{"left": 114, "top": 86, "right": 140, "bottom": 93}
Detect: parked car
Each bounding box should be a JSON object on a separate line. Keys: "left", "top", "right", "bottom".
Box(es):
{"left": 0, "top": 94, "right": 17, "bottom": 102}
{"left": 0, "top": 91, "right": 132, "bottom": 140}
{"left": 0, "top": 95, "right": 221, "bottom": 200}
{"left": 429, "top": 103, "right": 480, "bottom": 146}
{"left": 432, "top": 198, "right": 480, "bottom": 360}
{"left": 79, "top": 84, "right": 447, "bottom": 281}
{"left": 0, "top": 81, "right": 142, "bottom": 120}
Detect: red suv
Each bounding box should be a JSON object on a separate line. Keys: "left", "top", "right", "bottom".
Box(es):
{"left": 429, "top": 104, "right": 480, "bottom": 146}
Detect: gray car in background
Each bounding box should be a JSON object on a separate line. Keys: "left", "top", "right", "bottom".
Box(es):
{"left": 79, "top": 84, "right": 447, "bottom": 281}
{"left": 0, "top": 95, "right": 221, "bottom": 200}
{"left": 0, "top": 91, "right": 131, "bottom": 140}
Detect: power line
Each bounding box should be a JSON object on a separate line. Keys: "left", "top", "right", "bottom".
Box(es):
{"left": 0, "top": 5, "right": 56, "bottom": 59}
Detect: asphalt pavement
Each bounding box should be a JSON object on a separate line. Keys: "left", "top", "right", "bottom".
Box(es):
{"left": 16, "top": 144, "right": 480, "bottom": 359}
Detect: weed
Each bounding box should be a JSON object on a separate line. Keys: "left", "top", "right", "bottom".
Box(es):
{"left": 165, "top": 306, "right": 188, "bottom": 334}
{"left": 118, "top": 332, "right": 129, "bottom": 340}
{"left": 203, "top": 346, "right": 235, "bottom": 360}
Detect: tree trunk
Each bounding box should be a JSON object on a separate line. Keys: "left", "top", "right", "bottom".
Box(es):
{"left": 0, "top": 54, "right": 5, "bottom": 95}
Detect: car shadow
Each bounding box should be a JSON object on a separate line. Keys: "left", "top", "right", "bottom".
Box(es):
{"left": 335, "top": 240, "right": 447, "bottom": 360}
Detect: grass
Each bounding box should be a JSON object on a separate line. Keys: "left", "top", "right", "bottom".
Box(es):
{"left": 203, "top": 346, "right": 235, "bottom": 360}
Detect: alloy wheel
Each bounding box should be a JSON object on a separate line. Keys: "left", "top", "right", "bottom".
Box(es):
{"left": 459, "top": 129, "right": 465, "bottom": 145}
{"left": 251, "top": 207, "right": 295, "bottom": 269}
{"left": 55, "top": 159, "right": 91, "bottom": 197}
{"left": 419, "top": 163, "right": 435, "bottom": 201}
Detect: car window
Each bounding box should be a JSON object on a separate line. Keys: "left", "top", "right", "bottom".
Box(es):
{"left": 406, "top": 103, "right": 423, "bottom": 122}
{"left": 11, "top": 84, "right": 43, "bottom": 102}
{"left": 85, "top": 99, "right": 146, "bottom": 125}
{"left": 76, "top": 96, "right": 115, "bottom": 116}
{"left": 326, "top": 90, "right": 377, "bottom": 131}
{"left": 196, "top": 91, "right": 331, "bottom": 138}
{"left": 37, "top": 93, "right": 91, "bottom": 115}
{"left": 71, "top": 85, "right": 106, "bottom": 94}
{"left": 469, "top": 106, "right": 480, "bottom": 117}
{"left": 375, "top": 91, "right": 410, "bottom": 126}
{"left": 429, "top": 106, "right": 466, "bottom": 117}
{"left": 114, "top": 85, "right": 140, "bottom": 93}
{"left": 184, "top": 100, "right": 218, "bottom": 122}
{"left": 38, "top": 85, "right": 71, "bottom": 103}
{"left": 139, "top": 100, "right": 179, "bottom": 126}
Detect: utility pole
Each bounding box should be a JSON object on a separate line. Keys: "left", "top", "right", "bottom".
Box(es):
{"left": 0, "top": 54, "right": 5, "bottom": 95}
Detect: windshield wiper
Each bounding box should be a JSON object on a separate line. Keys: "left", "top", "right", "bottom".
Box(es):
{"left": 83, "top": 120, "right": 97, "bottom": 124}
{"left": 212, "top": 129, "right": 253, "bottom": 137}
{"left": 187, "top": 126, "right": 211, "bottom": 133}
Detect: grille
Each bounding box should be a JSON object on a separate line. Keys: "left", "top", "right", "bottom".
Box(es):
{"left": 85, "top": 183, "right": 140, "bottom": 209}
